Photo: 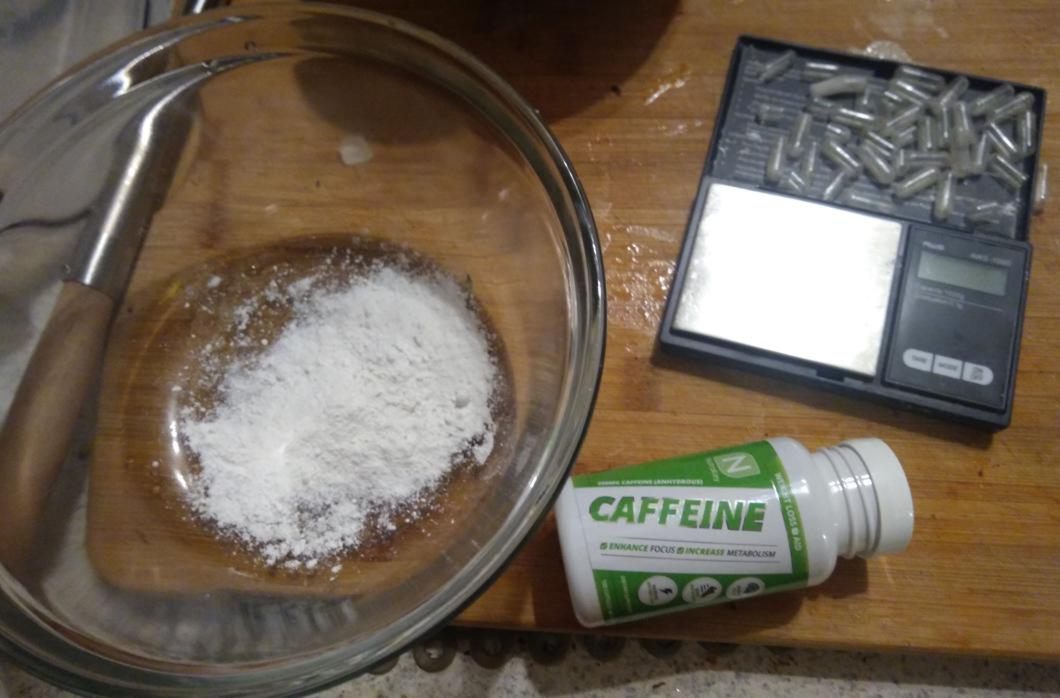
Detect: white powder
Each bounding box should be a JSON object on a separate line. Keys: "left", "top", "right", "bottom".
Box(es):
{"left": 180, "top": 264, "right": 498, "bottom": 568}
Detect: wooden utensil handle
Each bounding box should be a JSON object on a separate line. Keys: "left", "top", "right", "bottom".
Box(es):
{"left": 0, "top": 282, "right": 114, "bottom": 571}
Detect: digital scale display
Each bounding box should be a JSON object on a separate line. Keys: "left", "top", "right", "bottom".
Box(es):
{"left": 917, "top": 250, "right": 1008, "bottom": 297}
{"left": 658, "top": 37, "right": 1041, "bottom": 429}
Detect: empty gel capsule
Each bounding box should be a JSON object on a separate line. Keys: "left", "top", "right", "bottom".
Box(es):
{"left": 866, "top": 131, "right": 896, "bottom": 155}
{"left": 844, "top": 191, "right": 894, "bottom": 214}
{"left": 766, "top": 135, "right": 787, "bottom": 184}
{"left": 894, "top": 124, "right": 917, "bottom": 149}
{"left": 972, "top": 133, "right": 990, "bottom": 174}
{"left": 894, "top": 166, "right": 941, "bottom": 200}
{"left": 787, "top": 112, "right": 814, "bottom": 158}
{"left": 895, "top": 65, "right": 946, "bottom": 91}
{"left": 908, "top": 151, "right": 948, "bottom": 168}
{"left": 918, "top": 115, "right": 938, "bottom": 151}
{"left": 882, "top": 104, "right": 922, "bottom": 135}
{"left": 949, "top": 143, "right": 974, "bottom": 179}
{"left": 986, "top": 123, "right": 1019, "bottom": 159}
{"left": 858, "top": 143, "right": 895, "bottom": 185}
{"left": 890, "top": 79, "right": 933, "bottom": 105}
{"left": 989, "top": 155, "right": 1028, "bottom": 191}
{"left": 951, "top": 102, "right": 975, "bottom": 146}
{"left": 1033, "top": 163, "right": 1047, "bottom": 214}
{"left": 881, "top": 89, "right": 904, "bottom": 113}
{"left": 970, "top": 83, "right": 1015, "bottom": 116}
{"left": 892, "top": 149, "right": 910, "bottom": 178}
{"left": 821, "top": 138, "right": 862, "bottom": 175}
{"left": 831, "top": 107, "right": 877, "bottom": 130}
{"left": 822, "top": 171, "right": 851, "bottom": 201}
{"left": 800, "top": 140, "right": 820, "bottom": 183}
{"left": 803, "top": 61, "right": 842, "bottom": 81}
{"left": 824, "top": 122, "right": 853, "bottom": 143}
{"left": 759, "top": 49, "right": 796, "bottom": 82}
{"left": 988, "top": 92, "right": 1034, "bottom": 124}
{"left": 856, "top": 88, "right": 876, "bottom": 112}
{"left": 807, "top": 96, "right": 837, "bottom": 118}
{"left": 929, "top": 76, "right": 969, "bottom": 114}
{"left": 782, "top": 169, "right": 808, "bottom": 194}
{"left": 810, "top": 74, "right": 869, "bottom": 98}
{"left": 937, "top": 105, "right": 952, "bottom": 146}
{"left": 967, "top": 201, "right": 1002, "bottom": 225}
{"left": 933, "top": 171, "right": 955, "bottom": 221}
{"left": 1017, "top": 110, "right": 1036, "bottom": 156}
{"left": 756, "top": 102, "right": 786, "bottom": 126}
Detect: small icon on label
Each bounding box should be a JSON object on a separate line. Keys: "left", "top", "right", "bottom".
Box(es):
{"left": 962, "top": 361, "right": 994, "bottom": 386}
{"left": 682, "top": 577, "right": 724, "bottom": 605}
{"left": 725, "top": 577, "right": 765, "bottom": 600}
{"left": 715, "top": 452, "right": 760, "bottom": 479}
{"left": 638, "top": 576, "right": 678, "bottom": 607}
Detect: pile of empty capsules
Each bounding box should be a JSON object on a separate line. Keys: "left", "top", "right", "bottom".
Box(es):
{"left": 755, "top": 50, "right": 1042, "bottom": 230}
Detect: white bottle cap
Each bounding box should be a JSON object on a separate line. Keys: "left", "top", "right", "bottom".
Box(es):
{"left": 840, "top": 438, "right": 915, "bottom": 556}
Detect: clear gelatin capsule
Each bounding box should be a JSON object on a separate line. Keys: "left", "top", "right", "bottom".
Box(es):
{"left": 970, "top": 83, "right": 1015, "bottom": 116}
{"left": 1033, "top": 163, "right": 1047, "bottom": 214}
{"left": 822, "top": 170, "right": 851, "bottom": 201}
{"left": 759, "top": 49, "right": 796, "bottom": 82}
{"left": 858, "top": 143, "right": 895, "bottom": 185}
{"left": 800, "top": 140, "right": 820, "bottom": 183}
{"left": 971, "top": 133, "right": 990, "bottom": 174}
{"left": 844, "top": 191, "right": 894, "bottom": 214}
{"left": 907, "top": 151, "right": 948, "bottom": 168}
{"left": 890, "top": 79, "right": 933, "bottom": 105}
{"left": 895, "top": 65, "right": 945, "bottom": 91}
{"left": 766, "top": 135, "right": 788, "bottom": 184}
{"left": 893, "top": 124, "right": 917, "bottom": 149}
{"left": 989, "top": 155, "right": 1028, "bottom": 191}
{"left": 787, "top": 112, "right": 814, "bottom": 158}
{"left": 821, "top": 138, "right": 862, "bottom": 176}
{"left": 782, "top": 169, "right": 808, "bottom": 194}
{"left": 810, "top": 74, "right": 869, "bottom": 98}
{"left": 803, "top": 60, "right": 842, "bottom": 81}
{"left": 824, "top": 122, "right": 853, "bottom": 143}
{"left": 933, "top": 171, "right": 955, "bottom": 221}
{"left": 892, "top": 149, "right": 909, "bottom": 178}
{"left": 937, "top": 105, "right": 952, "bottom": 146}
{"left": 929, "top": 76, "right": 969, "bottom": 114}
{"left": 894, "top": 166, "right": 941, "bottom": 200}
{"left": 831, "top": 107, "right": 877, "bottom": 130}
{"left": 967, "top": 201, "right": 1002, "bottom": 225}
{"left": 986, "top": 123, "right": 1019, "bottom": 159}
{"left": 949, "top": 143, "right": 974, "bottom": 179}
{"left": 882, "top": 104, "right": 922, "bottom": 135}
{"left": 917, "top": 115, "right": 938, "bottom": 151}
{"left": 951, "top": 102, "right": 975, "bottom": 146}
{"left": 988, "top": 92, "right": 1034, "bottom": 124}
{"left": 756, "top": 102, "right": 786, "bottom": 126}
{"left": 1017, "top": 110, "right": 1036, "bottom": 156}
{"left": 807, "top": 96, "right": 837, "bottom": 118}
{"left": 856, "top": 87, "right": 876, "bottom": 112}
{"left": 866, "top": 131, "right": 896, "bottom": 155}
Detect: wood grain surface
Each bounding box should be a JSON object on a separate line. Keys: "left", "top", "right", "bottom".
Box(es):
{"left": 123, "top": 0, "right": 1057, "bottom": 659}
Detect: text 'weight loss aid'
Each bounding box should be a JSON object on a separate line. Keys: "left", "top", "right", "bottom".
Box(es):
{"left": 555, "top": 437, "right": 914, "bottom": 627}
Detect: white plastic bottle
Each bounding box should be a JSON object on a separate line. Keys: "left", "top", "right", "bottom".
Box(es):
{"left": 555, "top": 437, "right": 914, "bottom": 627}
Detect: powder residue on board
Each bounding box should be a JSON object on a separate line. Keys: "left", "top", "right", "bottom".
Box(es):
{"left": 179, "top": 260, "right": 500, "bottom": 570}
{"left": 645, "top": 64, "right": 692, "bottom": 105}
{"left": 604, "top": 225, "right": 677, "bottom": 337}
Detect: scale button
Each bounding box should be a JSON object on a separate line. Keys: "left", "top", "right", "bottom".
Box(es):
{"left": 932, "top": 354, "right": 963, "bottom": 379}
{"left": 902, "top": 348, "right": 933, "bottom": 372}
{"left": 962, "top": 362, "right": 994, "bottom": 386}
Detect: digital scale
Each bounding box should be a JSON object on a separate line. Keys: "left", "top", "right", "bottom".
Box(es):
{"left": 658, "top": 38, "right": 1044, "bottom": 429}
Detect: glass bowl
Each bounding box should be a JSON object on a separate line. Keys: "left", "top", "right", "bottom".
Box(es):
{"left": 0, "top": 3, "right": 604, "bottom": 695}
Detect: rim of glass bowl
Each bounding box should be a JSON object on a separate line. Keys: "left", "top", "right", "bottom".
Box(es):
{"left": 0, "top": 3, "right": 605, "bottom": 695}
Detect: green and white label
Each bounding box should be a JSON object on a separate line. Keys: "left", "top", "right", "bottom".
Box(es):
{"left": 570, "top": 441, "right": 808, "bottom": 622}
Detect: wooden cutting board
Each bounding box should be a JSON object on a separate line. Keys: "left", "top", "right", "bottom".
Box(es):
{"left": 113, "top": 0, "right": 1056, "bottom": 660}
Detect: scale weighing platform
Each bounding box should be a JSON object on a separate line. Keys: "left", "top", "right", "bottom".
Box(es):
{"left": 658, "top": 38, "right": 1044, "bottom": 429}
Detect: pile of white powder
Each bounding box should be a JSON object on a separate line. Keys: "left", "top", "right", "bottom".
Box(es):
{"left": 180, "top": 263, "right": 498, "bottom": 569}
